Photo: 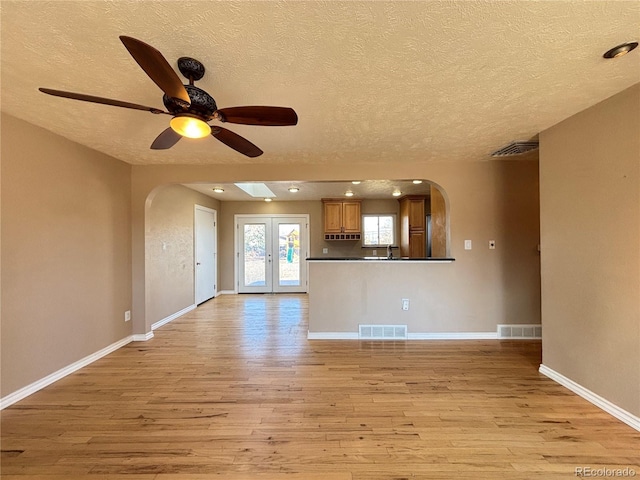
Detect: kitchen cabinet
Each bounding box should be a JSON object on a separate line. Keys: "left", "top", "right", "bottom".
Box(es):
{"left": 399, "top": 195, "right": 427, "bottom": 257}
{"left": 322, "top": 199, "right": 361, "bottom": 240}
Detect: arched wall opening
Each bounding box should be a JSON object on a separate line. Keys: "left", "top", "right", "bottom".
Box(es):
{"left": 132, "top": 158, "right": 540, "bottom": 337}
{"left": 140, "top": 178, "right": 452, "bottom": 334}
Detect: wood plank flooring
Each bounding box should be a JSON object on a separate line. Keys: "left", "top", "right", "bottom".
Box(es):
{"left": 2, "top": 294, "right": 639, "bottom": 479}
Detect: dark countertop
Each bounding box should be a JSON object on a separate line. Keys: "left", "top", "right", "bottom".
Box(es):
{"left": 306, "top": 257, "right": 455, "bottom": 262}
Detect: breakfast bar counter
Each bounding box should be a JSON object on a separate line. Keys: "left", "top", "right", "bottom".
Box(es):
{"left": 306, "top": 256, "right": 469, "bottom": 339}
{"left": 307, "top": 257, "right": 455, "bottom": 262}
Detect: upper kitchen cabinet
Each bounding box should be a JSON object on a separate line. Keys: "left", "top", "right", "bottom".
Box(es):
{"left": 322, "top": 199, "right": 362, "bottom": 240}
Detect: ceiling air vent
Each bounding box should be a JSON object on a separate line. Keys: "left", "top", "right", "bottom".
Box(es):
{"left": 491, "top": 141, "right": 539, "bottom": 157}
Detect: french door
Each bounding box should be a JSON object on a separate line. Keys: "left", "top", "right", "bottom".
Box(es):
{"left": 236, "top": 215, "right": 308, "bottom": 293}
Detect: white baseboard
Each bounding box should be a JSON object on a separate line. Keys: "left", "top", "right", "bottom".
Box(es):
{"left": 539, "top": 364, "right": 640, "bottom": 432}
{"left": 217, "top": 290, "right": 236, "bottom": 295}
{"left": 132, "top": 332, "right": 154, "bottom": 341}
{"left": 307, "top": 331, "right": 498, "bottom": 340}
{"left": 409, "top": 332, "right": 497, "bottom": 340}
{"left": 1, "top": 336, "right": 134, "bottom": 410}
{"left": 307, "top": 332, "right": 359, "bottom": 340}
{"left": 151, "top": 304, "right": 196, "bottom": 330}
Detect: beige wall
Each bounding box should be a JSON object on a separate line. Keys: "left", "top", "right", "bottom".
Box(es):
{"left": 146, "top": 185, "right": 220, "bottom": 326}
{"left": 132, "top": 157, "right": 540, "bottom": 333}
{"left": 0, "top": 111, "right": 541, "bottom": 398}
{"left": 1, "top": 113, "right": 132, "bottom": 397}
{"left": 539, "top": 83, "right": 640, "bottom": 416}
{"left": 308, "top": 261, "right": 476, "bottom": 333}
{"left": 308, "top": 158, "right": 541, "bottom": 333}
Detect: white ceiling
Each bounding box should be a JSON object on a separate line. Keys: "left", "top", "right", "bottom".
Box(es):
{"left": 1, "top": 1, "right": 638, "bottom": 168}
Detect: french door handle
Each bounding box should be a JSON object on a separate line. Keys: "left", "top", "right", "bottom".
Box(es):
{"left": 196, "top": 262, "right": 201, "bottom": 265}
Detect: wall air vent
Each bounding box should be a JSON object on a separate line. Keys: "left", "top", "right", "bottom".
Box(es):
{"left": 359, "top": 324, "right": 407, "bottom": 340}
{"left": 497, "top": 324, "right": 542, "bottom": 339}
{"left": 491, "top": 141, "right": 539, "bottom": 157}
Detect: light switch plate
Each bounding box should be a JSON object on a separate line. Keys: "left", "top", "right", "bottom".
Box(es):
{"left": 464, "top": 240, "right": 472, "bottom": 250}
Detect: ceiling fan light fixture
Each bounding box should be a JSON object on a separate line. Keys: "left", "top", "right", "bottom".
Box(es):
{"left": 603, "top": 41, "right": 638, "bottom": 59}
{"left": 170, "top": 115, "right": 211, "bottom": 138}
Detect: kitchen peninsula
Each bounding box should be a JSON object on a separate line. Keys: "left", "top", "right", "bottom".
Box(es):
{"left": 307, "top": 256, "right": 459, "bottom": 339}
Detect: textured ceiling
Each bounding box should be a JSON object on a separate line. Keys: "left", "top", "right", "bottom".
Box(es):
{"left": 185, "top": 179, "right": 434, "bottom": 202}
{"left": 1, "top": 1, "right": 639, "bottom": 166}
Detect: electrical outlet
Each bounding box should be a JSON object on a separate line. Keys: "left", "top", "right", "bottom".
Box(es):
{"left": 402, "top": 299, "right": 410, "bottom": 311}
{"left": 372, "top": 250, "right": 377, "bottom": 256}
{"left": 322, "top": 248, "right": 328, "bottom": 254}
{"left": 124, "top": 310, "right": 131, "bottom": 322}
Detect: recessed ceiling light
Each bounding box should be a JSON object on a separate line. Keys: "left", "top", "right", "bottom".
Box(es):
{"left": 345, "top": 191, "right": 354, "bottom": 197}
{"left": 288, "top": 187, "right": 300, "bottom": 193}
{"left": 603, "top": 41, "right": 638, "bottom": 59}
{"left": 212, "top": 187, "right": 224, "bottom": 193}
{"left": 351, "top": 181, "right": 361, "bottom": 185}
{"left": 412, "top": 180, "right": 423, "bottom": 184}
{"left": 264, "top": 198, "right": 272, "bottom": 202}
{"left": 392, "top": 191, "right": 402, "bottom": 197}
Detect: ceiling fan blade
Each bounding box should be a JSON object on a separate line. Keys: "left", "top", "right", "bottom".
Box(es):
{"left": 39, "top": 88, "right": 169, "bottom": 114}
{"left": 216, "top": 106, "right": 298, "bottom": 126}
{"left": 150, "top": 127, "right": 182, "bottom": 150}
{"left": 211, "top": 126, "right": 263, "bottom": 157}
{"left": 119, "top": 36, "right": 191, "bottom": 106}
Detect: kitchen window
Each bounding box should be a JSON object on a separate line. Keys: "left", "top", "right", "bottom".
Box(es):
{"left": 362, "top": 214, "right": 396, "bottom": 247}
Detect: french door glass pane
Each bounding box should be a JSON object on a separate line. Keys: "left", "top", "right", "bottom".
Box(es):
{"left": 278, "top": 223, "right": 300, "bottom": 286}
{"left": 243, "top": 224, "right": 266, "bottom": 287}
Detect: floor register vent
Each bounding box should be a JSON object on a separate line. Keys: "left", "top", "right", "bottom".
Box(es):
{"left": 497, "top": 324, "right": 542, "bottom": 339}
{"left": 359, "top": 325, "right": 408, "bottom": 340}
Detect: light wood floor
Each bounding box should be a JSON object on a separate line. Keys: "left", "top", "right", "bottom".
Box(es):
{"left": 2, "top": 294, "right": 639, "bottom": 479}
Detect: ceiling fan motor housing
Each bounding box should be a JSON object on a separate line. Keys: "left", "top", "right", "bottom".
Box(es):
{"left": 177, "top": 57, "right": 205, "bottom": 81}
{"left": 163, "top": 85, "right": 217, "bottom": 119}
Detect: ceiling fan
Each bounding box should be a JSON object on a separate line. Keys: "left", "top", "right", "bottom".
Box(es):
{"left": 39, "top": 36, "right": 298, "bottom": 158}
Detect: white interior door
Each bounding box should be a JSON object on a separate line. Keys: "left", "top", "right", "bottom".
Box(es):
{"left": 237, "top": 215, "right": 308, "bottom": 294}
{"left": 195, "top": 206, "right": 217, "bottom": 304}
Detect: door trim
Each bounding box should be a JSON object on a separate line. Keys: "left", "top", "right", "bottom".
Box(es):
{"left": 234, "top": 214, "right": 310, "bottom": 294}
{"left": 194, "top": 205, "right": 217, "bottom": 304}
